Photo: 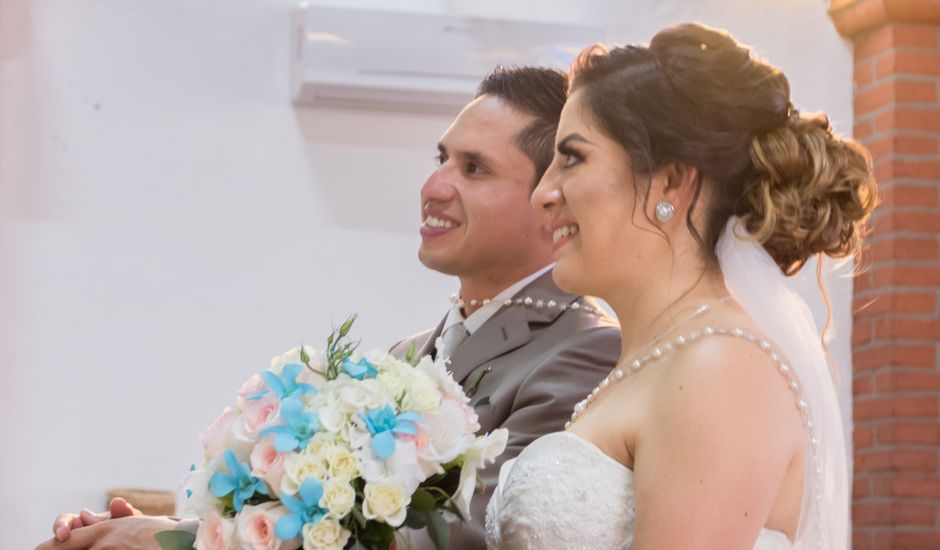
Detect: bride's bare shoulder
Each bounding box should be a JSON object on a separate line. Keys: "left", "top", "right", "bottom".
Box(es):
{"left": 645, "top": 327, "right": 804, "bottom": 438}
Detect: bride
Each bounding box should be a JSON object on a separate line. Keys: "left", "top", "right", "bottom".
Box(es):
{"left": 485, "top": 23, "right": 876, "bottom": 550}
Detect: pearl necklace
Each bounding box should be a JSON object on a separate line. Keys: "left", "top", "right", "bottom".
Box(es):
{"left": 566, "top": 324, "right": 826, "bottom": 547}
{"left": 449, "top": 293, "right": 604, "bottom": 315}
{"left": 567, "top": 295, "right": 733, "bottom": 427}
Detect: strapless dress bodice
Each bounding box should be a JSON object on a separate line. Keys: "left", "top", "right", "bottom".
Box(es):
{"left": 485, "top": 431, "right": 792, "bottom": 550}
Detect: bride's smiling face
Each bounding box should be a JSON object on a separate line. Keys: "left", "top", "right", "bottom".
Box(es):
{"left": 532, "top": 90, "right": 665, "bottom": 299}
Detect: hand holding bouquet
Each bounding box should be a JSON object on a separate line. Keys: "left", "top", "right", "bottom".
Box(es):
{"left": 158, "top": 316, "right": 507, "bottom": 550}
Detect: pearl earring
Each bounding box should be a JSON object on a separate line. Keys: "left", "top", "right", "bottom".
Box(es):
{"left": 655, "top": 201, "right": 675, "bottom": 222}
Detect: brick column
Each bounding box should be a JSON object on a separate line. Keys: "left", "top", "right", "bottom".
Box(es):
{"left": 830, "top": 1, "right": 940, "bottom": 549}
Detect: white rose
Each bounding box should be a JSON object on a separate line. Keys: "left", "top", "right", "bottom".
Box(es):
{"left": 281, "top": 452, "right": 328, "bottom": 496}
{"left": 319, "top": 479, "right": 356, "bottom": 519}
{"left": 306, "top": 432, "right": 340, "bottom": 457}
{"left": 183, "top": 455, "right": 225, "bottom": 518}
{"left": 302, "top": 519, "right": 350, "bottom": 550}
{"left": 362, "top": 480, "right": 410, "bottom": 527}
{"left": 326, "top": 446, "right": 360, "bottom": 481}
{"left": 403, "top": 371, "right": 442, "bottom": 412}
{"left": 376, "top": 363, "right": 412, "bottom": 400}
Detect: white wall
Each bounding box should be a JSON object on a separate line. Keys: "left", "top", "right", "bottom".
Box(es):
{"left": 0, "top": 1, "right": 853, "bottom": 547}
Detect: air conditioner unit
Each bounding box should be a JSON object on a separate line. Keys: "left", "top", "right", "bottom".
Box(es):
{"left": 291, "top": 4, "right": 603, "bottom": 114}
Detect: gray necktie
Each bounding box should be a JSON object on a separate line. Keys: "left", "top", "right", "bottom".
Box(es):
{"left": 437, "top": 322, "right": 470, "bottom": 359}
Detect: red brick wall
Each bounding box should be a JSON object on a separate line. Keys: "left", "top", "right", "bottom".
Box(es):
{"left": 831, "top": 1, "right": 940, "bottom": 548}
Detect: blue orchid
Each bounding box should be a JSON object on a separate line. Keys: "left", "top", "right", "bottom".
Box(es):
{"left": 342, "top": 356, "right": 377, "bottom": 380}
{"left": 259, "top": 395, "right": 321, "bottom": 452}
{"left": 275, "top": 478, "right": 328, "bottom": 540}
{"left": 360, "top": 405, "right": 422, "bottom": 460}
{"left": 186, "top": 464, "right": 195, "bottom": 498}
{"left": 247, "top": 363, "right": 318, "bottom": 401}
{"left": 208, "top": 449, "right": 269, "bottom": 512}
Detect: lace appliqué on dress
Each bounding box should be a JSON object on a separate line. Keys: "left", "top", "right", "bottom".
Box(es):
{"left": 485, "top": 432, "right": 634, "bottom": 550}
{"left": 485, "top": 431, "right": 793, "bottom": 549}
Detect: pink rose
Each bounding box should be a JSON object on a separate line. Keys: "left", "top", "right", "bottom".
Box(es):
{"left": 236, "top": 502, "right": 296, "bottom": 550}
{"left": 237, "top": 374, "right": 267, "bottom": 406}
{"left": 201, "top": 408, "right": 238, "bottom": 457}
{"left": 195, "top": 513, "right": 235, "bottom": 550}
{"left": 250, "top": 437, "right": 286, "bottom": 497}
{"left": 234, "top": 394, "right": 281, "bottom": 443}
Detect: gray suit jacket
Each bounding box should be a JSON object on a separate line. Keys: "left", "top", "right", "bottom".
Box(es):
{"left": 390, "top": 270, "right": 621, "bottom": 549}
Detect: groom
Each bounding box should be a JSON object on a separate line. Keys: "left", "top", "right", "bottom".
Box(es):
{"left": 394, "top": 66, "right": 620, "bottom": 549}
{"left": 39, "top": 66, "right": 621, "bottom": 550}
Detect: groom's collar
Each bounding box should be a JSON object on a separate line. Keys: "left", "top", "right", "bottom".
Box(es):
{"left": 444, "top": 263, "right": 555, "bottom": 336}
{"left": 429, "top": 269, "right": 584, "bottom": 383}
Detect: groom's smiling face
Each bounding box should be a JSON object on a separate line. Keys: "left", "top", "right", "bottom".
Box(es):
{"left": 418, "top": 95, "right": 552, "bottom": 282}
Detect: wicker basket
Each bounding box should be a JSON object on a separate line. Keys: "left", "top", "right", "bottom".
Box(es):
{"left": 106, "top": 488, "right": 176, "bottom": 516}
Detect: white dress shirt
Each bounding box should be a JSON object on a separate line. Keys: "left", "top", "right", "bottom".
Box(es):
{"left": 441, "top": 263, "right": 555, "bottom": 338}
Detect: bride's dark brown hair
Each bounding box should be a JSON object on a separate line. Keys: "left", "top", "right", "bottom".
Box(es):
{"left": 569, "top": 23, "right": 877, "bottom": 275}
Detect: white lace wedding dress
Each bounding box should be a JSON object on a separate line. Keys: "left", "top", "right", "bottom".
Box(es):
{"left": 484, "top": 429, "right": 792, "bottom": 550}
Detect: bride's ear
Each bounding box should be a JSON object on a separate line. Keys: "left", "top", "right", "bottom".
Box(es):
{"left": 648, "top": 163, "right": 700, "bottom": 220}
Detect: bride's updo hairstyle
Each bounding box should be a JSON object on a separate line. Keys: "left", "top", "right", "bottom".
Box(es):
{"left": 569, "top": 23, "right": 877, "bottom": 275}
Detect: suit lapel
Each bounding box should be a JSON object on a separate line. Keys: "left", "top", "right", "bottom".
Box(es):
{"left": 446, "top": 270, "right": 581, "bottom": 383}
{"left": 446, "top": 305, "right": 531, "bottom": 384}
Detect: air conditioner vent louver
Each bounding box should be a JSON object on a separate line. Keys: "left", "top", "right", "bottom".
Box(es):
{"left": 291, "top": 5, "right": 602, "bottom": 114}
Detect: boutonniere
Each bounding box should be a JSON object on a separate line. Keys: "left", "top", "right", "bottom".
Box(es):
{"left": 465, "top": 365, "right": 493, "bottom": 398}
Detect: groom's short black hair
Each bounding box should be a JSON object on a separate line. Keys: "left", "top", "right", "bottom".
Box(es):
{"left": 476, "top": 66, "right": 568, "bottom": 187}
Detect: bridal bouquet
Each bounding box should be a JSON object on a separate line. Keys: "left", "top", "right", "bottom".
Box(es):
{"left": 156, "top": 316, "right": 508, "bottom": 550}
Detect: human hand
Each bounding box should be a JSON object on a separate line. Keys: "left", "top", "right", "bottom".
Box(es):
{"left": 51, "top": 497, "right": 141, "bottom": 542}
{"left": 37, "top": 513, "right": 175, "bottom": 550}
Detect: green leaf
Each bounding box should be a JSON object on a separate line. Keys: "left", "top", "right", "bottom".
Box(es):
{"left": 404, "top": 507, "right": 430, "bottom": 529}
{"left": 411, "top": 488, "right": 437, "bottom": 512}
{"left": 300, "top": 345, "right": 310, "bottom": 364}
{"left": 426, "top": 511, "right": 450, "bottom": 550}
{"left": 421, "top": 467, "right": 461, "bottom": 498}
{"left": 154, "top": 529, "right": 196, "bottom": 550}
{"left": 441, "top": 499, "right": 468, "bottom": 522}
{"left": 357, "top": 521, "right": 394, "bottom": 549}
{"left": 219, "top": 492, "right": 234, "bottom": 512}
